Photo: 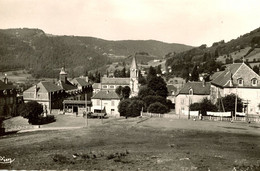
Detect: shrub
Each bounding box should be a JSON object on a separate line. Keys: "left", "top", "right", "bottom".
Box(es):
{"left": 190, "top": 98, "right": 217, "bottom": 116}
{"left": 148, "top": 102, "right": 168, "bottom": 114}
{"left": 143, "top": 95, "right": 167, "bottom": 111}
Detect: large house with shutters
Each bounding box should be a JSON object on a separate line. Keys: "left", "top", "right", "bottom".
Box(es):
{"left": 211, "top": 62, "right": 260, "bottom": 115}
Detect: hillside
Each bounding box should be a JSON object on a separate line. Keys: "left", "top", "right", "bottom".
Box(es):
{"left": 166, "top": 26, "right": 260, "bottom": 78}
{"left": 0, "top": 28, "right": 192, "bottom": 78}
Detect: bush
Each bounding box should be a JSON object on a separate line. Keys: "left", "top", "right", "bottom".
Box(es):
{"left": 18, "top": 101, "right": 43, "bottom": 124}
{"left": 190, "top": 98, "right": 217, "bottom": 116}
{"left": 37, "top": 115, "right": 56, "bottom": 125}
{"left": 118, "top": 98, "right": 144, "bottom": 117}
{"left": 143, "top": 95, "right": 167, "bottom": 111}
{"left": 148, "top": 102, "right": 168, "bottom": 114}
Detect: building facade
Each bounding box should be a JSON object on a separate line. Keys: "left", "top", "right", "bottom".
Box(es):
{"left": 0, "top": 78, "right": 17, "bottom": 118}
{"left": 175, "top": 81, "right": 211, "bottom": 115}
{"left": 211, "top": 63, "right": 260, "bottom": 115}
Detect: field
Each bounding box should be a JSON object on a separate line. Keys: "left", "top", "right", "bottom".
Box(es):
{"left": 0, "top": 116, "right": 260, "bottom": 170}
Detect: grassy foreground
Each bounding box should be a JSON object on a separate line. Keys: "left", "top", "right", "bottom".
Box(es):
{"left": 0, "top": 117, "right": 260, "bottom": 170}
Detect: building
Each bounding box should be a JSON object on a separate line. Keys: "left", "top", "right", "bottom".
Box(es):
{"left": 96, "top": 55, "right": 140, "bottom": 97}
{"left": 0, "top": 77, "right": 17, "bottom": 118}
{"left": 91, "top": 90, "right": 121, "bottom": 117}
{"left": 211, "top": 62, "right": 260, "bottom": 115}
{"left": 23, "top": 81, "right": 65, "bottom": 114}
{"left": 166, "top": 84, "right": 178, "bottom": 105}
{"left": 175, "top": 81, "right": 211, "bottom": 115}
{"left": 23, "top": 67, "right": 93, "bottom": 115}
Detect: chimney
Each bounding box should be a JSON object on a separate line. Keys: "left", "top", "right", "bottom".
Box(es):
{"left": 34, "top": 85, "right": 38, "bottom": 99}
{"left": 3, "top": 74, "right": 8, "bottom": 84}
{"left": 202, "top": 78, "right": 206, "bottom": 87}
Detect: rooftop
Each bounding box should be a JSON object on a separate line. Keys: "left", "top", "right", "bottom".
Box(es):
{"left": 178, "top": 81, "right": 211, "bottom": 95}
{"left": 92, "top": 90, "right": 120, "bottom": 100}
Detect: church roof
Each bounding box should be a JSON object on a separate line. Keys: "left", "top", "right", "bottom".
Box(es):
{"left": 131, "top": 55, "right": 138, "bottom": 69}
{"left": 0, "top": 80, "right": 15, "bottom": 91}
{"left": 101, "top": 77, "right": 130, "bottom": 85}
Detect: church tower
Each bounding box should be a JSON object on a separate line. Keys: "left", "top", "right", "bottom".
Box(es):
{"left": 60, "top": 67, "right": 68, "bottom": 83}
{"left": 130, "top": 55, "right": 139, "bottom": 96}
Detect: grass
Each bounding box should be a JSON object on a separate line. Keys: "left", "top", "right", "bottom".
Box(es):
{"left": 0, "top": 117, "right": 260, "bottom": 170}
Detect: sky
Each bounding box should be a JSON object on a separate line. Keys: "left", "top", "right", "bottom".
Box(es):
{"left": 0, "top": 0, "right": 259, "bottom": 46}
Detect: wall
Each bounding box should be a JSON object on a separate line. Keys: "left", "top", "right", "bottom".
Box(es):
{"left": 175, "top": 94, "right": 210, "bottom": 115}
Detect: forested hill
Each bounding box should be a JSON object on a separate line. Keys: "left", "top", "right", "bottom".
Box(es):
{"left": 0, "top": 28, "right": 192, "bottom": 78}
{"left": 166, "top": 26, "right": 260, "bottom": 79}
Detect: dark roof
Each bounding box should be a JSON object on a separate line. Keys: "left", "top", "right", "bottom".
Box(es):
{"left": 72, "top": 78, "right": 90, "bottom": 87}
{"left": 210, "top": 71, "right": 224, "bottom": 81}
{"left": 92, "top": 90, "right": 120, "bottom": 100}
{"left": 211, "top": 63, "right": 242, "bottom": 87}
{"left": 41, "top": 81, "right": 63, "bottom": 92}
{"left": 92, "top": 83, "right": 101, "bottom": 89}
{"left": 24, "top": 81, "right": 63, "bottom": 93}
{"left": 0, "top": 80, "right": 15, "bottom": 90}
{"left": 167, "top": 84, "right": 177, "bottom": 95}
{"left": 178, "top": 82, "right": 211, "bottom": 95}
{"left": 101, "top": 77, "right": 130, "bottom": 85}
{"left": 58, "top": 80, "right": 77, "bottom": 91}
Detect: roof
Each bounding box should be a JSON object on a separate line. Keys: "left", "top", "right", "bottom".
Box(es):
{"left": 0, "top": 80, "right": 15, "bottom": 90}
{"left": 58, "top": 80, "right": 77, "bottom": 91}
{"left": 211, "top": 63, "right": 242, "bottom": 87}
{"left": 92, "top": 83, "right": 101, "bottom": 89}
{"left": 71, "top": 78, "right": 90, "bottom": 87}
{"left": 210, "top": 71, "right": 224, "bottom": 81}
{"left": 63, "top": 100, "right": 92, "bottom": 105}
{"left": 92, "top": 90, "right": 120, "bottom": 100}
{"left": 131, "top": 55, "right": 138, "bottom": 69}
{"left": 167, "top": 84, "right": 177, "bottom": 95}
{"left": 178, "top": 82, "right": 211, "bottom": 95}
{"left": 101, "top": 77, "right": 130, "bottom": 85}
{"left": 24, "top": 81, "right": 63, "bottom": 93}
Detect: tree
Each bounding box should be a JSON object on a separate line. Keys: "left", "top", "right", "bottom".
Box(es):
{"left": 156, "top": 65, "right": 162, "bottom": 75}
{"left": 143, "top": 95, "right": 167, "bottom": 111}
{"left": 122, "top": 86, "right": 131, "bottom": 99}
{"left": 121, "top": 67, "right": 126, "bottom": 77}
{"left": 138, "top": 86, "right": 155, "bottom": 99}
{"left": 147, "top": 66, "right": 157, "bottom": 81}
{"left": 190, "top": 98, "right": 218, "bottom": 116}
{"left": 217, "top": 94, "right": 243, "bottom": 115}
{"left": 190, "top": 65, "right": 199, "bottom": 81}
{"left": 148, "top": 102, "right": 168, "bottom": 114}
{"left": 18, "top": 101, "right": 43, "bottom": 124}
{"left": 118, "top": 99, "right": 131, "bottom": 117}
{"left": 115, "top": 86, "right": 123, "bottom": 97}
{"left": 147, "top": 76, "right": 168, "bottom": 98}
{"left": 126, "top": 99, "right": 144, "bottom": 117}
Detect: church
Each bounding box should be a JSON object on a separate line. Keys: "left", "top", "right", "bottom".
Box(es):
{"left": 91, "top": 56, "right": 140, "bottom": 116}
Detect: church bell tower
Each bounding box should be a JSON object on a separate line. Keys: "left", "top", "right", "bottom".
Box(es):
{"left": 130, "top": 55, "right": 139, "bottom": 96}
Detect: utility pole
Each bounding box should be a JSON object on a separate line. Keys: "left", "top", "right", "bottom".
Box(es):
{"left": 235, "top": 87, "right": 238, "bottom": 120}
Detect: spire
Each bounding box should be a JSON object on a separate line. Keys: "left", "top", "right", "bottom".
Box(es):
{"left": 131, "top": 55, "right": 138, "bottom": 69}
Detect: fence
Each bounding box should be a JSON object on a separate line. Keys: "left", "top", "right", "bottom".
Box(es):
{"left": 142, "top": 112, "right": 260, "bottom": 123}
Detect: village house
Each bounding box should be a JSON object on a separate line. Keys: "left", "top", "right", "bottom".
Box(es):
{"left": 211, "top": 62, "right": 260, "bottom": 115}
{"left": 91, "top": 90, "right": 121, "bottom": 117}
{"left": 23, "top": 81, "right": 65, "bottom": 114}
{"left": 175, "top": 81, "right": 211, "bottom": 115}
{"left": 23, "top": 67, "right": 93, "bottom": 115}
{"left": 0, "top": 76, "right": 17, "bottom": 118}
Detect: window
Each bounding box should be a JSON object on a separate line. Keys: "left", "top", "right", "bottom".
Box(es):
{"left": 189, "top": 88, "right": 193, "bottom": 95}
{"left": 237, "top": 78, "right": 243, "bottom": 86}
{"left": 96, "top": 99, "right": 100, "bottom": 105}
{"left": 111, "top": 100, "right": 115, "bottom": 106}
{"left": 109, "top": 85, "right": 115, "bottom": 89}
{"left": 102, "top": 85, "right": 108, "bottom": 89}
{"left": 251, "top": 78, "right": 258, "bottom": 86}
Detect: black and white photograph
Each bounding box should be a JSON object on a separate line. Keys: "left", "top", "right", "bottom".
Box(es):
{"left": 0, "top": 0, "right": 260, "bottom": 170}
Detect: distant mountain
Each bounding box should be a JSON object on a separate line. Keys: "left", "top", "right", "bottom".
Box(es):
{"left": 0, "top": 28, "right": 192, "bottom": 78}
{"left": 166, "top": 26, "right": 260, "bottom": 78}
